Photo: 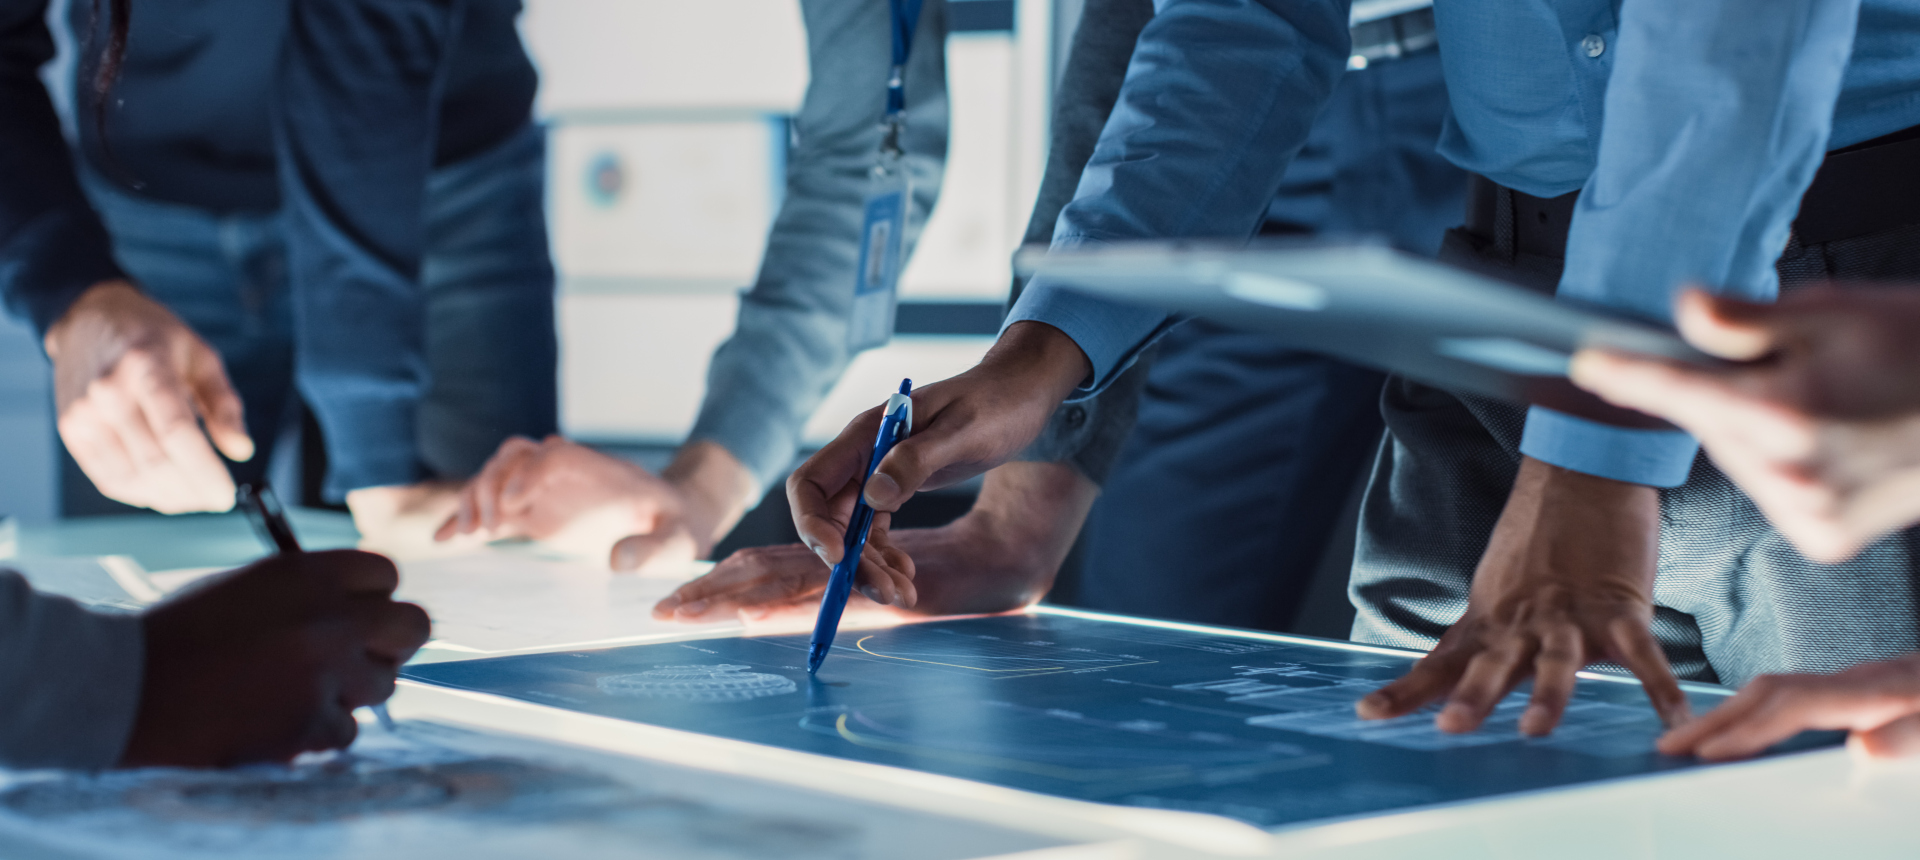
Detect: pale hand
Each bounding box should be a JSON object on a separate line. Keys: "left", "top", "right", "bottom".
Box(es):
{"left": 1356, "top": 456, "right": 1691, "bottom": 736}
{"left": 1572, "top": 286, "right": 1920, "bottom": 563}
{"left": 47, "top": 280, "right": 253, "bottom": 513}
{"left": 437, "top": 436, "right": 754, "bottom": 571}
{"left": 1659, "top": 654, "right": 1920, "bottom": 761}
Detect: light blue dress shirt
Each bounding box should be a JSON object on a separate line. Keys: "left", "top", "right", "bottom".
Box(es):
{"left": 1008, "top": 0, "right": 1920, "bottom": 487}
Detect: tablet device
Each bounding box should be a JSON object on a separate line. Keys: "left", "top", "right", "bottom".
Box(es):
{"left": 1014, "top": 240, "right": 1720, "bottom": 428}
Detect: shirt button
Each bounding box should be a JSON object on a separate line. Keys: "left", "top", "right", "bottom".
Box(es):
{"left": 1581, "top": 34, "right": 1606, "bottom": 58}
{"left": 1065, "top": 406, "right": 1087, "bottom": 429}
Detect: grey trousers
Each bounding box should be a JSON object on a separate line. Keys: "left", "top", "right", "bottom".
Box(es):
{"left": 1350, "top": 223, "right": 1920, "bottom": 687}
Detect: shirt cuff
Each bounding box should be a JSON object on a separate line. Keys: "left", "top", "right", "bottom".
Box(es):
{"left": 1519, "top": 407, "right": 1699, "bottom": 488}
{"left": 0, "top": 572, "right": 145, "bottom": 770}
{"left": 1003, "top": 274, "right": 1170, "bottom": 399}
{"left": 1, "top": 205, "right": 127, "bottom": 336}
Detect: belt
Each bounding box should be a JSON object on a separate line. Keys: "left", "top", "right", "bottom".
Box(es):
{"left": 1349, "top": 7, "right": 1436, "bottom": 69}
{"left": 1465, "top": 123, "right": 1920, "bottom": 260}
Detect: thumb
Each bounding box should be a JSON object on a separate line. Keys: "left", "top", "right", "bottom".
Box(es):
{"left": 1675, "top": 287, "right": 1780, "bottom": 361}
{"left": 611, "top": 530, "right": 696, "bottom": 572}
{"left": 185, "top": 344, "right": 254, "bottom": 462}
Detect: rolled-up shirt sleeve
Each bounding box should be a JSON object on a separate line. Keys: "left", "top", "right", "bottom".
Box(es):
{"left": 1004, "top": 0, "right": 1351, "bottom": 396}
{"left": 0, "top": 571, "right": 144, "bottom": 770}
{"left": 0, "top": 0, "right": 125, "bottom": 335}
{"left": 688, "top": 0, "right": 949, "bottom": 494}
{"left": 1522, "top": 0, "right": 1862, "bottom": 487}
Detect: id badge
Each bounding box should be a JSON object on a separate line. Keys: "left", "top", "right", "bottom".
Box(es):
{"left": 848, "top": 159, "right": 909, "bottom": 352}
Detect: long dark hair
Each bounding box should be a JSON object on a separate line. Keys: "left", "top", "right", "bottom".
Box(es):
{"left": 88, "top": 0, "right": 131, "bottom": 131}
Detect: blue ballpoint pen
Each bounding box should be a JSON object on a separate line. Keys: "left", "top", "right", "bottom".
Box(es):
{"left": 238, "top": 483, "right": 398, "bottom": 732}
{"left": 807, "top": 379, "right": 913, "bottom": 673}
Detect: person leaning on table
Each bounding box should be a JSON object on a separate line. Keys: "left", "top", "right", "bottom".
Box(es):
{"left": 0, "top": 552, "right": 428, "bottom": 770}
{"left": 1568, "top": 286, "right": 1920, "bottom": 761}
{"left": 782, "top": 0, "right": 1920, "bottom": 740}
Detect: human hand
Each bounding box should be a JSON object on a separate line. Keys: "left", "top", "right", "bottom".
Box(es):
{"left": 1356, "top": 456, "right": 1690, "bottom": 736}
{"left": 1572, "top": 287, "right": 1920, "bottom": 562}
{"left": 1658, "top": 654, "right": 1920, "bottom": 761}
{"left": 656, "top": 461, "right": 1097, "bottom": 623}
{"left": 46, "top": 280, "right": 254, "bottom": 513}
{"left": 118, "top": 550, "right": 431, "bottom": 768}
{"left": 436, "top": 437, "right": 755, "bottom": 571}
{"left": 787, "top": 322, "right": 1091, "bottom": 569}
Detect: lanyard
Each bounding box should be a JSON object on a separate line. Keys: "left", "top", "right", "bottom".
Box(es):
{"left": 882, "top": 0, "right": 926, "bottom": 155}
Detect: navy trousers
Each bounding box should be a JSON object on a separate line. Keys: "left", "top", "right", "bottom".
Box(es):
{"left": 1076, "top": 50, "right": 1466, "bottom": 632}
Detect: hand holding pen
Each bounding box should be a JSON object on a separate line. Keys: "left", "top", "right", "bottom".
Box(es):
{"left": 806, "top": 380, "right": 916, "bottom": 672}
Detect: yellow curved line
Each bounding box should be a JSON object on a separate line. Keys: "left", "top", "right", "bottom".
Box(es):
{"left": 853, "top": 635, "right": 1065, "bottom": 673}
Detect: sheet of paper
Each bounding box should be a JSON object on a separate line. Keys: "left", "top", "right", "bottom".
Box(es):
{"left": 4, "top": 555, "right": 159, "bottom": 612}
{"left": 404, "top": 609, "right": 1842, "bottom": 832}
{"left": 390, "top": 552, "right": 740, "bottom": 653}
{"left": 0, "top": 719, "right": 1072, "bottom": 860}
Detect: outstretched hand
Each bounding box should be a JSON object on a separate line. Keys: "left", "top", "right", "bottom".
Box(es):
{"left": 1659, "top": 654, "right": 1920, "bottom": 761}
{"left": 119, "top": 550, "right": 431, "bottom": 768}
{"left": 1357, "top": 456, "right": 1690, "bottom": 736}
{"left": 1572, "top": 286, "right": 1920, "bottom": 562}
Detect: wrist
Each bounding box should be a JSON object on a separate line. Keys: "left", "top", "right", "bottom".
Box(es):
{"left": 44, "top": 279, "right": 140, "bottom": 359}
{"left": 664, "top": 439, "right": 758, "bottom": 553}
{"left": 979, "top": 321, "right": 1093, "bottom": 404}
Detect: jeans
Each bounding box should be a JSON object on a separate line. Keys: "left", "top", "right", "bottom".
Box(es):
{"left": 70, "top": 124, "right": 556, "bottom": 513}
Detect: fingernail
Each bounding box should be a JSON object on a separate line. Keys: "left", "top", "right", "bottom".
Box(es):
{"left": 860, "top": 585, "right": 882, "bottom": 603}
{"left": 681, "top": 600, "right": 707, "bottom": 615}
{"left": 863, "top": 472, "right": 901, "bottom": 507}
{"left": 743, "top": 606, "right": 770, "bottom": 621}
{"left": 1521, "top": 705, "right": 1551, "bottom": 734}
{"left": 807, "top": 542, "right": 831, "bottom": 567}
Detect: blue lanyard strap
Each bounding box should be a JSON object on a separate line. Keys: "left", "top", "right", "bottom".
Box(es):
{"left": 886, "top": 0, "right": 926, "bottom": 118}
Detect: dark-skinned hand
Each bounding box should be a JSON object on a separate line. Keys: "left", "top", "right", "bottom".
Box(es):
{"left": 118, "top": 550, "right": 430, "bottom": 768}
{"left": 1356, "top": 456, "right": 1691, "bottom": 736}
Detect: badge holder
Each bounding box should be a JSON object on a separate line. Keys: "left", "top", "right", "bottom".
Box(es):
{"left": 849, "top": 119, "right": 910, "bottom": 353}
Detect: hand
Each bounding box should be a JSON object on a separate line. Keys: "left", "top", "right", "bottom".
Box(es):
{"left": 1659, "top": 654, "right": 1920, "bottom": 761}
{"left": 787, "top": 321, "right": 1091, "bottom": 569}
{"left": 436, "top": 437, "right": 755, "bottom": 570}
{"left": 655, "top": 461, "right": 1097, "bottom": 623}
{"left": 46, "top": 280, "right": 254, "bottom": 513}
{"left": 118, "top": 550, "right": 431, "bottom": 768}
{"left": 1356, "top": 456, "right": 1691, "bottom": 736}
{"left": 1572, "top": 286, "right": 1920, "bottom": 562}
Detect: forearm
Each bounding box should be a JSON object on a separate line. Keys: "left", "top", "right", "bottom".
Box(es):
{"left": 0, "top": 572, "right": 144, "bottom": 769}
{"left": 1530, "top": 0, "right": 1863, "bottom": 486}
{"left": 0, "top": 6, "right": 126, "bottom": 335}
{"left": 689, "top": 0, "right": 949, "bottom": 494}
{"left": 1007, "top": 0, "right": 1350, "bottom": 393}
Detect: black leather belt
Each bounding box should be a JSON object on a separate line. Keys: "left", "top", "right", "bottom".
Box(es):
{"left": 1466, "top": 122, "right": 1920, "bottom": 260}
{"left": 1350, "top": 7, "right": 1436, "bottom": 66}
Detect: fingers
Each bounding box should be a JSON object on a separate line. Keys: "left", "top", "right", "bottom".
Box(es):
{"left": 440, "top": 437, "right": 538, "bottom": 539}
{"left": 610, "top": 529, "right": 698, "bottom": 572}
{"left": 652, "top": 544, "right": 827, "bottom": 621}
{"left": 789, "top": 410, "right": 885, "bottom": 565}
{"left": 126, "top": 354, "right": 238, "bottom": 512}
{"left": 1853, "top": 713, "right": 1920, "bottom": 759}
{"left": 1657, "top": 681, "right": 1770, "bottom": 757}
{"left": 185, "top": 341, "right": 254, "bottom": 462}
{"left": 866, "top": 421, "right": 988, "bottom": 510}
{"left": 1608, "top": 616, "right": 1693, "bottom": 729}
{"left": 1437, "top": 637, "right": 1531, "bottom": 733}
{"left": 360, "top": 599, "right": 432, "bottom": 666}
{"left": 855, "top": 513, "right": 917, "bottom": 608}
{"left": 1675, "top": 288, "right": 1781, "bottom": 361}
{"left": 307, "top": 549, "right": 402, "bottom": 597}
{"left": 1357, "top": 635, "right": 1475, "bottom": 720}
{"left": 1521, "top": 625, "right": 1584, "bottom": 736}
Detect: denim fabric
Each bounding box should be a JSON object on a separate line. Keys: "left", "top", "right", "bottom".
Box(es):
{"left": 1076, "top": 50, "right": 1466, "bottom": 630}
{"left": 1004, "top": 0, "right": 1920, "bottom": 487}
{"left": 72, "top": 124, "right": 555, "bottom": 510}
{"left": 687, "top": 0, "right": 950, "bottom": 496}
